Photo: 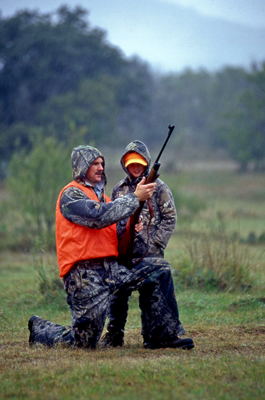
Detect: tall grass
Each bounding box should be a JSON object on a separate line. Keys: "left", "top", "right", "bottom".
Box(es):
{"left": 1, "top": 168, "right": 265, "bottom": 399}
{"left": 1, "top": 255, "right": 265, "bottom": 400}
{"left": 173, "top": 218, "right": 253, "bottom": 291}
{"left": 31, "top": 238, "right": 65, "bottom": 305}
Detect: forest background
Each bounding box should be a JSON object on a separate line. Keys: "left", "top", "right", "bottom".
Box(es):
{"left": 0, "top": 5, "right": 265, "bottom": 249}
{"left": 0, "top": 6, "right": 265, "bottom": 400}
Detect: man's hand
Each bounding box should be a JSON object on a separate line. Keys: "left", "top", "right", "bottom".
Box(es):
{"left": 134, "top": 177, "right": 156, "bottom": 202}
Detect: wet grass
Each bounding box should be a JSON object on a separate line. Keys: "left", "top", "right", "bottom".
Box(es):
{"left": 0, "top": 256, "right": 265, "bottom": 400}
{"left": 1, "top": 169, "right": 265, "bottom": 399}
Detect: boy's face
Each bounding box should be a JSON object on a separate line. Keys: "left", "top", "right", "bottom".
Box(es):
{"left": 128, "top": 163, "right": 146, "bottom": 178}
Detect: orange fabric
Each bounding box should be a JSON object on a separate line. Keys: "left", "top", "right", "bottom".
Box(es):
{"left": 56, "top": 180, "right": 118, "bottom": 277}
{"left": 123, "top": 152, "right": 148, "bottom": 167}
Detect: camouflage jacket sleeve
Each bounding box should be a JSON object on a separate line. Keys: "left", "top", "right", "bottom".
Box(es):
{"left": 111, "top": 179, "right": 131, "bottom": 240}
{"left": 112, "top": 178, "right": 177, "bottom": 254}
{"left": 153, "top": 180, "right": 177, "bottom": 249}
{"left": 60, "top": 186, "right": 139, "bottom": 229}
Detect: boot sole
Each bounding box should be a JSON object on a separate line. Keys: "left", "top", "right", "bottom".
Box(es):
{"left": 145, "top": 339, "right": 195, "bottom": 350}
{"left": 181, "top": 343, "right": 194, "bottom": 350}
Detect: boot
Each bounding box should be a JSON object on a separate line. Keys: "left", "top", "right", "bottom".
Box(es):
{"left": 144, "top": 336, "right": 194, "bottom": 350}
{"left": 101, "top": 329, "right": 124, "bottom": 347}
{"left": 28, "top": 315, "right": 41, "bottom": 345}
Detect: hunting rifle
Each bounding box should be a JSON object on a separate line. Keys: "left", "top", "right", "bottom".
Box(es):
{"left": 118, "top": 124, "right": 175, "bottom": 269}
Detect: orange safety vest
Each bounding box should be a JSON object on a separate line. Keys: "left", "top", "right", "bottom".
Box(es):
{"left": 56, "top": 180, "right": 118, "bottom": 277}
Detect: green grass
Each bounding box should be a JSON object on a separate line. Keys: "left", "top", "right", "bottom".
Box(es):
{"left": 169, "top": 170, "right": 265, "bottom": 239}
{"left": 0, "top": 252, "right": 264, "bottom": 400}
{"left": 1, "top": 168, "right": 265, "bottom": 399}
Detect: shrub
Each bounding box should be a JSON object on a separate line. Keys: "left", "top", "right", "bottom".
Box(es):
{"left": 6, "top": 137, "right": 71, "bottom": 249}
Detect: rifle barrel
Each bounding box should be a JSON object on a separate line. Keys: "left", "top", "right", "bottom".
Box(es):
{"left": 154, "top": 125, "right": 175, "bottom": 164}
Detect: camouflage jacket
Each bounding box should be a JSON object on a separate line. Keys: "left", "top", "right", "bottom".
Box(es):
{"left": 59, "top": 145, "right": 139, "bottom": 236}
{"left": 112, "top": 140, "right": 177, "bottom": 259}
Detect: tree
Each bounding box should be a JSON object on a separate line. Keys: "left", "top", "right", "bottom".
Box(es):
{"left": 0, "top": 7, "right": 154, "bottom": 164}
{"left": 37, "top": 75, "right": 120, "bottom": 145}
{"left": 219, "top": 63, "right": 265, "bottom": 171}
{"left": 115, "top": 56, "right": 155, "bottom": 145}
{"left": 0, "top": 6, "right": 125, "bottom": 125}
{"left": 149, "top": 69, "right": 216, "bottom": 154}
{"left": 7, "top": 137, "right": 71, "bottom": 246}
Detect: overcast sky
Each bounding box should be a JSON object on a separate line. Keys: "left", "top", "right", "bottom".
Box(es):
{"left": 161, "top": 0, "right": 265, "bottom": 28}
{"left": 1, "top": 0, "right": 265, "bottom": 72}
{"left": 2, "top": 0, "right": 265, "bottom": 28}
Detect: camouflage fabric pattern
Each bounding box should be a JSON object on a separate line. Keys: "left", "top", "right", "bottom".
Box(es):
{"left": 71, "top": 145, "right": 106, "bottom": 182}
{"left": 113, "top": 178, "right": 176, "bottom": 259}
{"left": 112, "top": 140, "right": 177, "bottom": 259}
{"left": 29, "top": 143, "right": 184, "bottom": 348}
{"left": 60, "top": 187, "right": 139, "bottom": 229}
{"left": 109, "top": 257, "right": 185, "bottom": 343}
{"left": 107, "top": 140, "right": 183, "bottom": 343}
{"left": 30, "top": 257, "right": 184, "bottom": 348}
{"left": 60, "top": 145, "right": 140, "bottom": 229}
{"left": 137, "top": 258, "right": 185, "bottom": 342}
{"left": 121, "top": 140, "right": 151, "bottom": 172}
{"left": 29, "top": 144, "right": 141, "bottom": 348}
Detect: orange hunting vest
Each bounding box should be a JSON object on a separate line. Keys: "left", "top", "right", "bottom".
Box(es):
{"left": 56, "top": 180, "right": 118, "bottom": 278}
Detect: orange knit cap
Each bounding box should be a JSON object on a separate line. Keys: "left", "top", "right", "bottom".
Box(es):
{"left": 123, "top": 152, "right": 148, "bottom": 168}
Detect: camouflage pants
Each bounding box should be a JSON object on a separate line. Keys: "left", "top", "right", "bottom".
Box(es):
{"left": 107, "top": 257, "right": 185, "bottom": 343}
{"left": 30, "top": 257, "right": 184, "bottom": 348}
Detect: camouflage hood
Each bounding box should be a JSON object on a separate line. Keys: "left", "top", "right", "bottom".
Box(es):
{"left": 121, "top": 140, "right": 151, "bottom": 182}
{"left": 71, "top": 145, "right": 107, "bottom": 188}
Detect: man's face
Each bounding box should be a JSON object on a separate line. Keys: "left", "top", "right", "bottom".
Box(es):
{"left": 128, "top": 163, "right": 146, "bottom": 178}
{"left": 85, "top": 157, "right": 104, "bottom": 186}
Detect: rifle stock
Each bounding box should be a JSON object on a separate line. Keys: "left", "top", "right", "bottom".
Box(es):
{"left": 117, "top": 125, "right": 175, "bottom": 268}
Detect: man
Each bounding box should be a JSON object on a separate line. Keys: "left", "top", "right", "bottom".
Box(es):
{"left": 28, "top": 144, "right": 193, "bottom": 350}
{"left": 102, "top": 140, "right": 193, "bottom": 350}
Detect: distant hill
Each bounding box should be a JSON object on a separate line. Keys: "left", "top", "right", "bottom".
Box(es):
{"left": 1, "top": 0, "right": 264, "bottom": 72}
{"left": 85, "top": 0, "right": 265, "bottom": 72}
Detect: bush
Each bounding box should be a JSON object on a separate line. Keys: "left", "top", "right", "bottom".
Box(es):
{"left": 6, "top": 137, "right": 71, "bottom": 249}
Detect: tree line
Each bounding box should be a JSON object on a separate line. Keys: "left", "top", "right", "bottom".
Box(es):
{"left": 0, "top": 5, "right": 264, "bottom": 250}
{"left": 0, "top": 5, "right": 265, "bottom": 175}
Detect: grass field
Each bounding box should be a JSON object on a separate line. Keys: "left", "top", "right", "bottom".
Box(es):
{"left": 0, "top": 168, "right": 265, "bottom": 399}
